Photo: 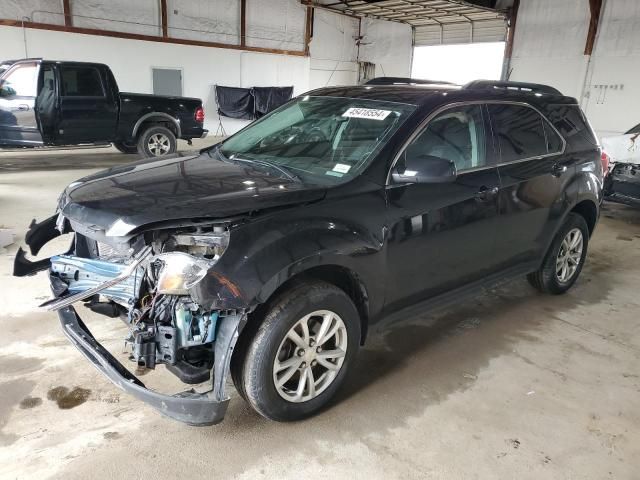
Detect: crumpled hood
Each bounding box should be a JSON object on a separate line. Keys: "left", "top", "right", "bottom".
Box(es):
{"left": 59, "top": 153, "right": 326, "bottom": 237}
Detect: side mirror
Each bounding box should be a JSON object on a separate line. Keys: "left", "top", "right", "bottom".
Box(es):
{"left": 392, "top": 154, "right": 457, "bottom": 184}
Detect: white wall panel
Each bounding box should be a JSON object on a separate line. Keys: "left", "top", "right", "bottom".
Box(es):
{"left": 581, "top": 56, "right": 640, "bottom": 136}
{"left": 594, "top": 0, "right": 640, "bottom": 56}
{"left": 71, "top": 0, "right": 161, "bottom": 36}
{"left": 0, "top": 0, "right": 64, "bottom": 25}
{"left": 239, "top": 51, "right": 309, "bottom": 89}
{"left": 509, "top": 57, "right": 589, "bottom": 100}
{"left": 581, "top": 0, "right": 640, "bottom": 136}
{"left": 246, "top": 0, "right": 306, "bottom": 51}
{"left": 0, "top": 25, "right": 308, "bottom": 134}
{"left": 309, "top": 9, "right": 359, "bottom": 89}
{"left": 167, "top": 0, "right": 240, "bottom": 45}
{"left": 308, "top": 11, "right": 411, "bottom": 88}
{"left": 509, "top": 0, "right": 640, "bottom": 137}
{"left": 360, "top": 18, "right": 412, "bottom": 77}
{"left": 309, "top": 10, "right": 358, "bottom": 62}
{"left": 308, "top": 58, "right": 358, "bottom": 90}
{"left": 512, "top": 0, "right": 588, "bottom": 58}
{"left": 509, "top": 0, "right": 590, "bottom": 99}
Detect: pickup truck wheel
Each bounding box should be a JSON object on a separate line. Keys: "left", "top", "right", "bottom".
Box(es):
{"left": 137, "top": 126, "right": 177, "bottom": 158}
{"left": 527, "top": 213, "right": 589, "bottom": 294}
{"left": 234, "top": 280, "right": 360, "bottom": 422}
{"left": 113, "top": 141, "right": 138, "bottom": 154}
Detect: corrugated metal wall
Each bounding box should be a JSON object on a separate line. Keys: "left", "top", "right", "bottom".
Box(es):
{"left": 414, "top": 18, "right": 507, "bottom": 46}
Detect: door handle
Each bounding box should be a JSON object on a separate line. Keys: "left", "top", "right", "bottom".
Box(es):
{"left": 17, "top": 104, "right": 30, "bottom": 111}
{"left": 475, "top": 185, "right": 499, "bottom": 202}
{"left": 551, "top": 163, "right": 567, "bottom": 177}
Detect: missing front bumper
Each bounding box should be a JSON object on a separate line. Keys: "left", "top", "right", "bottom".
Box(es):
{"left": 15, "top": 214, "right": 247, "bottom": 425}
{"left": 39, "top": 246, "right": 151, "bottom": 311}
{"left": 58, "top": 304, "right": 245, "bottom": 426}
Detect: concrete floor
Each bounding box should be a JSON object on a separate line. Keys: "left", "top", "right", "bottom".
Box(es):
{"left": 1, "top": 145, "right": 639, "bottom": 479}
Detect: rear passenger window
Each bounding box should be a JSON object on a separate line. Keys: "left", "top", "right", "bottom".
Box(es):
{"left": 60, "top": 66, "right": 104, "bottom": 97}
{"left": 406, "top": 105, "right": 486, "bottom": 172}
{"left": 488, "top": 104, "right": 548, "bottom": 163}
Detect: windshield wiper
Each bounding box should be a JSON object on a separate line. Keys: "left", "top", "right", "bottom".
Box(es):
{"left": 206, "top": 144, "right": 230, "bottom": 162}
{"left": 229, "top": 155, "right": 301, "bottom": 182}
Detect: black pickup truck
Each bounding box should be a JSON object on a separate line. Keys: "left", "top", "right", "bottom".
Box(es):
{"left": 0, "top": 59, "right": 207, "bottom": 157}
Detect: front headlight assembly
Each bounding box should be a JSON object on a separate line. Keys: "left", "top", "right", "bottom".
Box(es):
{"left": 155, "top": 252, "right": 214, "bottom": 295}
{"left": 155, "top": 229, "right": 229, "bottom": 295}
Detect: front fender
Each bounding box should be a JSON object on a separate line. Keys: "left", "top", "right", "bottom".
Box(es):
{"left": 188, "top": 217, "right": 385, "bottom": 314}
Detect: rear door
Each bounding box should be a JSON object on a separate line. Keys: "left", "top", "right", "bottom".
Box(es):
{"left": 488, "top": 102, "right": 570, "bottom": 269}
{"left": 35, "top": 63, "right": 58, "bottom": 143}
{"left": 0, "top": 61, "right": 43, "bottom": 146}
{"left": 384, "top": 104, "right": 502, "bottom": 312}
{"left": 56, "top": 64, "right": 118, "bottom": 144}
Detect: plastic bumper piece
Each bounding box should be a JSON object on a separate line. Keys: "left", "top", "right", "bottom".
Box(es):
{"left": 57, "top": 305, "right": 230, "bottom": 426}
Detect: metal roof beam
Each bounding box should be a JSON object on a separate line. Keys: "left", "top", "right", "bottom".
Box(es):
{"left": 313, "top": 0, "right": 505, "bottom": 26}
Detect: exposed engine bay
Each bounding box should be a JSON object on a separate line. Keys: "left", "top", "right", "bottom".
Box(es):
{"left": 38, "top": 217, "right": 243, "bottom": 386}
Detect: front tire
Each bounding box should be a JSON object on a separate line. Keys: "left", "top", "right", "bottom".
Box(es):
{"left": 233, "top": 280, "right": 360, "bottom": 422}
{"left": 137, "top": 125, "right": 177, "bottom": 158}
{"left": 527, "top": 213, "right": 589, "bottom": 294}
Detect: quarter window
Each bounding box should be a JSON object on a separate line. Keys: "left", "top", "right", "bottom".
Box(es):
{"left": 40, "top": 66, "right": 55, "bottom": 93}
{"left": 547, "top": 105, "right": 597, "bottom": 148}
{"left": 1, "top": 63, "right": 38, "bottom": 97}
{"left": 488, "top": 104, "right": 549, "bottom": 163}
{"left": 543, "top": 120, "right": 563, "bottom": 153}
{"left": 60, "top": 66, "right": 105, "bottom": 97}
{"left": 405, "top": 105, "right": 487, "bottom": 173}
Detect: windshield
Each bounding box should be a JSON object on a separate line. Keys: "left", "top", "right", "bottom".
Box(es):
{"left": 218, "top": 96, "right": 416, "bottom": 185}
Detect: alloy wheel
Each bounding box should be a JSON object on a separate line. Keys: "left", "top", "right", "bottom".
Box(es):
{"left": 147, "top": 133, "right": 171, "bottom": 156}
{"left": 273, "top": 310, "right": 348, "bottom": 403}
{"left": 556, "top": 228, "right": 583, "bottom": 283}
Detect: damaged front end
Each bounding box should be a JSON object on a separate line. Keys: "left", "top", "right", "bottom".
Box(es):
{"left": 604, "top": 163, "right": 640, "bottom": 206}
{"left": 14, "top": 214, "right": 247, "bottom": 426}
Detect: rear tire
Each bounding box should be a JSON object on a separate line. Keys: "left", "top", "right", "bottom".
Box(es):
{"left": 113, "top": 141, "right": 138, "bottom": 154}
{"left": 137, "top": 125, "right": 177, "bottom": 158}
{"left": 527, "top": 213, "right": 589, "bottom": 294}
{"left": 232, "top": 280, "right": 360, "bottom": 422}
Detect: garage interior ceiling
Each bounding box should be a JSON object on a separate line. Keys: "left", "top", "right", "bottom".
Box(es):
{"left": 315, "top": 0, "right": 508, "bottom": 45}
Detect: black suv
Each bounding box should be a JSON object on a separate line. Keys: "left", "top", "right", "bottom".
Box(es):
{"left": 15, "top": 79, "right": 603, "bottom": 426}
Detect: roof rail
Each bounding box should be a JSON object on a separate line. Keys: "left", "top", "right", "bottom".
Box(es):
{"left": 463, "top": 80, "right": 562, "bottom": 96}
{"left": 365, "top": 77, "right": 455, "bottom": 86}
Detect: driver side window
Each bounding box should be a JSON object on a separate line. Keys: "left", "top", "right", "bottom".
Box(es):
{"left": 406, "top": 105, "right": 487, "bottom": 173}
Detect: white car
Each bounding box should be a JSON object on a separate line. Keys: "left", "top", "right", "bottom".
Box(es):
{"left": 601, "top": 123, "right": 640, "bottom": 166}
